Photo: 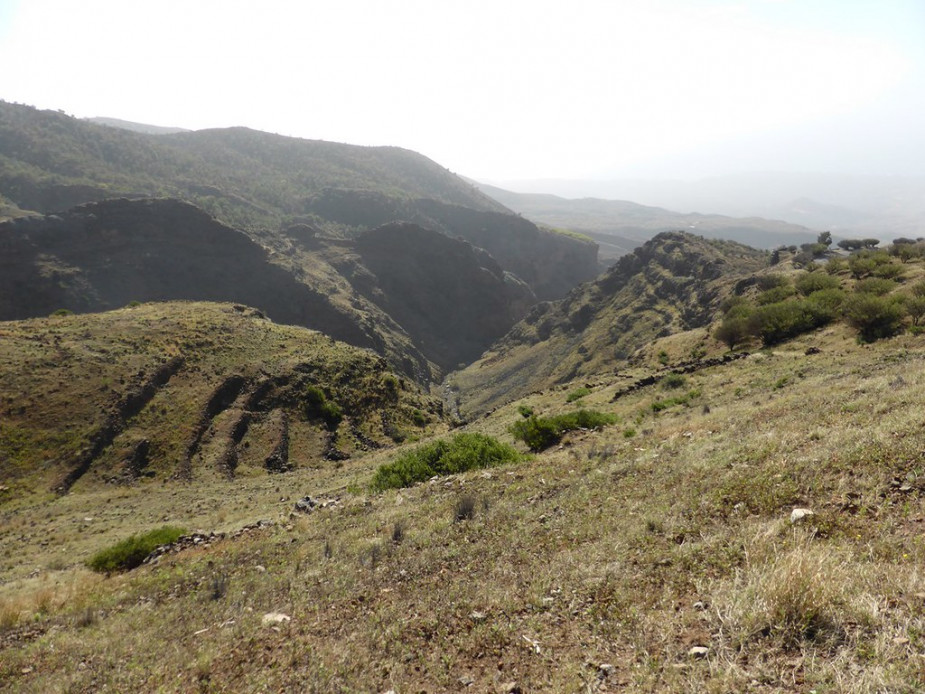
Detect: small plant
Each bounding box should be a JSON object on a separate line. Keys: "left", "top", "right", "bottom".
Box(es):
{"left": 623, "top": 428, "right": 636, "bottom": 438}
{"left": 86, "top": 525, "right": 186, "bottom": 574}
{"left": 453, "top": 495, "right": 476, "bottom": 523}
{"left": 51, "top": 308, "right": 73, "bottom": 316}
{"left": 566, "top": 387, "right": 591, "bottom": 402}
{"left": 391, "top": 521, "right": 405, "bottom": 545}
{"left": 517, "top": 404, "right": 534, "bottom": 418}
{"left": 209, "top": 574, "right": 228, "bottom": 600}
{"left": 657, "top": 350, "right": 669, "bottom": 365}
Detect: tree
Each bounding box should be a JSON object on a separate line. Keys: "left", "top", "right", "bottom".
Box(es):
{"left": 843, "top": 293, "right": 906, "bottom": 342}
{"left": 817, "top": 231, "right": 832, "bottom": 247}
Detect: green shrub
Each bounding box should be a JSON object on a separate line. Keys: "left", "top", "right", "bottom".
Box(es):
{"left": 907, "top": 296, "right": 925, "bottom": 326}
{"left": 660, "top": 373, "right": 687, "bottom": 389}
{"left": 825, "top": 257, "right": 847, "bottom": 275}
{"left": 848, "top": 250, "right": 892, "bottom": 279}
{"left": 517, "top": 404, "right": 534, "bottom": 418}
{"left": 756, "top": 284, "right": 796, "bottom": 305}
{"left": 843, "top": 293, "right": 907, "bottom": 342}
{"left": 748, "top": 299, "right": 832, "bottom": 346}
{"left": 854, "top": 277, "right": 896, "bottom": 296}
{"left": 510, "top": 409, "right": 616, "bottom": 452}
{"left": 795, "top": 272, "right": 840, "bottom": 296}
{"left": 872, "top": 263, "right": 905, "bottom": 281}
{"left": 370, "top": 433, "right": 520, "bottom": 491}
{"left": 651, "top": 389, "right": 702, "bottom": 413}
{"left": 51, "top": 308, "right": 73, "bottom": 316}
{"left": 87, "top": 525, "right": 186, "bottom": 574}
{"left": 566, "top": 387, "right": 591, "bottom": 403}
{"left": 303, "top": 385, "right": 343, "bottom": 430}
{"left": 715, "top": 303, "right": 755, "bottom": 350}
{"left": 756, "top": 274, "right": 790, "bottom": 291}
{"left": 806, "top": 288, "right": 846, "bottom": 313}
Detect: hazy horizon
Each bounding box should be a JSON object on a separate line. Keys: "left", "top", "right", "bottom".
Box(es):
{"left": 1, "top": 0, "right": 923, "bottom": 184}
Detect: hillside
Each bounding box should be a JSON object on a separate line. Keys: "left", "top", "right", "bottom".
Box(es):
{"left": 3, "top": 303, "right": 925, "bottom": 691}
{"left": 0, "top": 102, "right": 598, "bottom": 301}
{"left": 452, "top": 231, "right": 768, "bottom": 416}
{"left": 0, "top": 197, "right": 541, "bottom": 380}
{"left": 478, "top": 182, "right": 818, "bottom": 264}
{"left": 0, "top": 301, "right": 444, "bottom": 503}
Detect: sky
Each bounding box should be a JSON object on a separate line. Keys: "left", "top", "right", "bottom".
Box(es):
{"left": 1, "top": 0, "right": 923, "bottom": 181}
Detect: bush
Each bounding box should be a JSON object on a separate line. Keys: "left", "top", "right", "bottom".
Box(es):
{"left": 843, "top": 293, "right": 907, "bottom": 342}
{"left": 756, "top": 284, "right": 796, "bottom": 306}
{"left": 715, "top": 303, "right": 755, "bottom": 350}
{"left": 651, "top": 389, "right": 701, "bottom": 413}
{"left": 370, "top": 433, "right": 520, "bottom": 491}
{"left": 517, "top": 404, "right": 534, "bottom": 418}
{"left": 510, "top": 409, "right": 616, "bottom": 452}
{"left": 660, "top": 373, "right": 687, "bottom": 389}
{"left": 848, "top": 250, "right": 892, "bottom": 279}
{"left": 806, "top": 288, "right": 846, "bottom": 313}
{"left": 87, "top": 525, "right": 186, "bottom": 574}
{"left": 825, "top": 257, "right": 847, "bottom": 275}
{"left": 566, "top": 387, "right": 591, "bottom": 403}
{"left": 748, "top": 299, "right": 832, "bottom": 346}
{"left": 853, "top": 277, "right": 896, "bottom": 296}
{"left": 795, "top": 272, "right": 840, "bottom": 296}
{"left": 303, "top": 385, "right": 343, "bottom": 430}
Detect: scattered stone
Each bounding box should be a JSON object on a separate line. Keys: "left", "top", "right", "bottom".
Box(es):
{"left": 458, "top": 674, "right": 475, "bottom": 686}
{"left": 805, "top": 346, "right": 821, "bottom": 355}
{"left": 893, "top": 636, "right": 910, "bottom": 645}
{"left": 688, "top": 646, "right": 709, "bottom": 658}
{"left": 255, "top": 565, "right": 266, "bottom": 573}
{"left": 469, "top": 610, "right": 487, "bottom": 622}
{"left": 598, "top": 663, "right": 616, "bottom": 678}
{"left": 693, "top": 601, "right": 707, "bottom": 611}
{"left": 294, "top": 496, "right": 316, "bottom": 513}
{"left": 790, "top": 508, "right": 815, "bottom": 524}
{"left": 500, "top": 682, "right": 521, "bottom": 694}
{"left": 261, "top": 612, "right": 291, "bottom": 625}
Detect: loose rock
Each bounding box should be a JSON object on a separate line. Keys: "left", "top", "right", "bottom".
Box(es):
{"left": 790, "top": 508, "right": 815, "bottom": 524}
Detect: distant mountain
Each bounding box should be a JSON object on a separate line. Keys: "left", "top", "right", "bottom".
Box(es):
{"left": 476, "top": 182, "right": 818, "bottom": 264}
{"left": 86, "top": 117, "right": 191, "bottom": 135}
{"left": 452, "top": 231, "right": 767, "bottom": 416}
{"left": 491, "top": 172, "right": 925, "bottom": 240}
{"left": 0, "top": 101, "right": 598, "bottom": 301}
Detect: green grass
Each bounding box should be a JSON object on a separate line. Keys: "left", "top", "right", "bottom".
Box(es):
{"left": 86, "top": 525, "right": 186, "bottom": 574}
{"left": 370, "top": 432, "right": 520, "bottom": 491}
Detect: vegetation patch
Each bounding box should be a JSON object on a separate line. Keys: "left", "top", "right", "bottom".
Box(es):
{"left": 651, "top": 388, "right": 702, "bottom": 413}
{"left": 370, "top": 433, "right": 520, "bottom": 491}
{"left": 86, "top": 525, "right": 186, "bottom": 574}
{"left": 510, "top": 409, "right": 616, "bottom": 451}
{"left": 566, "top": 387, "right": 591, "bottom": 402}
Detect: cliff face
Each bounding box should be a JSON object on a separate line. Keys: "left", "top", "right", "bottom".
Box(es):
{"left": 452, "top": 231, "right": 768, "bottom": 415}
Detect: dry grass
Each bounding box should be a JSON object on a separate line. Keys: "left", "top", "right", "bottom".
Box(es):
{"left": 3, "top": 307, "right": 925, "bottom": 691}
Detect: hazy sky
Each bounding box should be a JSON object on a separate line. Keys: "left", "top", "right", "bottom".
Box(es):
{"left": 1, "top": 0, "right": 922, "bottom": 181}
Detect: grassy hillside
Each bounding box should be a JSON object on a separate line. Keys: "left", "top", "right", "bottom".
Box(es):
{"left": 2, "top": 315, "right": 925, "bottom": 691}
{"left": 0, "top": 301, "right": 444, "bottom": 504}
{"left": 452, "top": 232, "right": 768, "bottom": 416}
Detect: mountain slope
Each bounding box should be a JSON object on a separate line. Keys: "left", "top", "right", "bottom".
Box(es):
{"left": 452, "top": 231, "right": 768, "bottom": 416}
{"left": 0, "top": 197, "right": 537, "bottom": 379}
{"left": 0, "top": 102, "right": 598, "bottom": 300}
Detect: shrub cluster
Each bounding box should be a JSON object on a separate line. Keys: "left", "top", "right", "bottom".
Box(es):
{"left": 303, "top": 385, "right": 343, "bottom": 430}
{"left": 510, "top": 409, "right": 616, "bottom": 451}
{"left": 87, "top": 525, "right": 186, "bottom": 574}
{"left": 370, "top": 433, "right": 520, "bottom": 491}
{"left": 651, "top": 388, "right": 701, "bottom": 413}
